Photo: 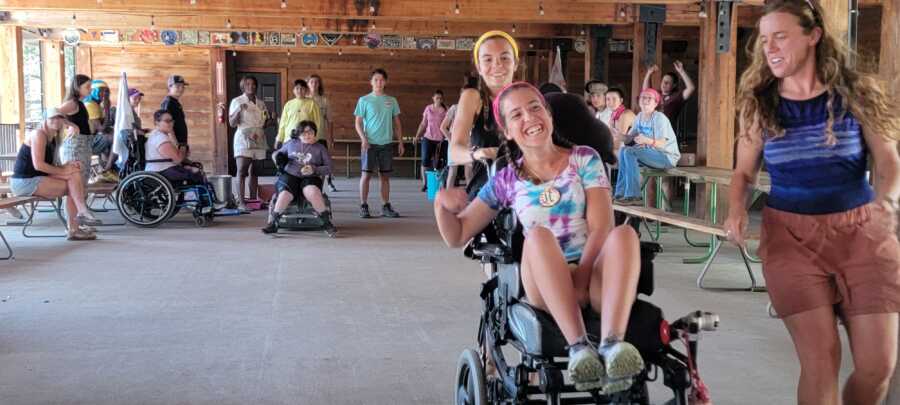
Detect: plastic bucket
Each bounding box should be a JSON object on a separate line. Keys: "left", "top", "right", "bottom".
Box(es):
{"left": 426, "top": 170, "right": 439, "bottom": 201}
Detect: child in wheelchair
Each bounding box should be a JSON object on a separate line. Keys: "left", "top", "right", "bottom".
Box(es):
{"left": 435, "top": 82, "right": 645, "bottom": 393}
{"left": 145, "top": 110, "right": 206, "bottom": 185}
{"left": 262, "top": 120, "right": 336, "bottom": 237}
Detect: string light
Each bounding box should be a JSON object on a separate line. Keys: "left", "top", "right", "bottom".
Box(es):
{"left": 441, "top": 52, "right": 446, "bottom": 57}
{"left": 71, "top": 13, "right": 76, "bottom": 25}
{"left": 511, "top": 24, "right": 516, "bottom": 34}
{"left": 301, "top": 18, "right": 307, "bottom": 32}
{"left": 529, "top": 42, "right": 534, "bottom": 49}
{"left": 190, "top": 0, "right": 196, "bottom": 4}
{"left": 232, "top": 49, "right": 237, "bottom": 56}
{"left": 371, "top": 21, "right": 376, "bottom": 30}
{"left": 539, "top": 2, "right": 544, "bottom": 16}
{"left": 454, "top": 1, "right": 460, "bottom": 14}
{"left": 443, "top": 21, "right": 449, "bottom": 35}
{"left": 151, "top": 15, "right": 155, "bottom": 28}
{"left": 352, "top": 37, "right": 358, "bottom": 45}
{"left": 390, "top": 51, "right": 395, "bottom": 56}
{"left": 226, "top": 18, "right": 232, "bottom": 29}
{"left": 287, "top": 49, "right": 291, "bottom": 57}
{"left": 369, "top": 5, "right": 375, "bottom": 13}
{"left": 338, "top": 48, "right": 343, "bottom": 55}
{"left": 281, "top": 0, "right": 287, "bottom": 9}
{"left": 619, "top": 6, "right": 627, "bottom": 18}
{"left": 580, "top": 26, "right": 585, "bottom": 36}
{"left": 698, "top": 2, "right": 708, "bottom": 19}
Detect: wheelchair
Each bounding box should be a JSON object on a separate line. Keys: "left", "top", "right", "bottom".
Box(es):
{"left": 455, "top": 209, "right": 718, "bottom": 405}
{"left": 115, "top": 133, "right": 222, "bottom": 228}
{"left": 266, "top": 151, "right": 334, "bottom": 235}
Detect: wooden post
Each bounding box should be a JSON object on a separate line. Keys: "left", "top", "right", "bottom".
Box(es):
{"left": 41, "top": 40, "right": 67, "bottom": 110}
{"left": 631, "top": 22, "right": 662, "bottom": 110}
{"left": 211, "top": 48, "right": 228, "bottom": 175}
{"left": 697, "top": 0, "right": 737, "bottom": 169}
{"left": 880, "top": 2, "right": 900, "bottom": 404}
{"left": 0, "top": 26, "right": 25, "bottom": 145}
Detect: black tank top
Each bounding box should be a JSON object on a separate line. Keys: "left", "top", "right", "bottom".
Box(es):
{"left": 466, "top": 102, "right": 502, "bottom": 198}
{"left": 67, "top": 100, "right": 91, "bottom": 135}
{"left": 12, "top": 136, "right": 56, "bottom": 179}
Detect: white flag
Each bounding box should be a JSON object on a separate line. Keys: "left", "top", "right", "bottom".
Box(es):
{"left": 112, "top": 71, "right": 134, "bottom": 168}
{"left": 549, "top": 46, "right": 567, "bottom": 92}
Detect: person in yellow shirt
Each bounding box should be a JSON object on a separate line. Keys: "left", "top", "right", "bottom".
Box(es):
{"left": 83, "top": 80, "right": 119, "bottom": 183}
{"left": 276, "top": 79, "right": 322, "bottom": 149}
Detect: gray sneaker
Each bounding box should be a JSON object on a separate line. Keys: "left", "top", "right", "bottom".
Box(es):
{"left": 381, "top": 203, "right": 400, "bottom": 218}
{"left": 597, "top": 339, "right": 644, "bottom": 394}
{"left": 567, "top": 337, "right": 605, "bottom": 392}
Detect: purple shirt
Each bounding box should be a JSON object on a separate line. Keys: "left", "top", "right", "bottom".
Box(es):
{"left": 274, "top": 139, "right": 333, "bottom": 178}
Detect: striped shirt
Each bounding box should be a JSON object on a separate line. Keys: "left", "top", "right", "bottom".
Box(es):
{"left": 763, "top": 92, "right": 873, "bottom": 215}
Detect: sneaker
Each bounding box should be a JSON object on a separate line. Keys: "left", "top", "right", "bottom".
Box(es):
{"left": 567, "top": 337, "right": 605, "bottom": 392}
{"left": 100, "top": 170, "right": 119, "bottom": 183}
{"left": 5, "top": 207, "right": 23, "bottom": 220}
{"left": 359, "top": 204, "right": 371, "bottom": 219}
{"left": 87, "top": 173, "right": 102, "bottom": 185}
{"left": 78, "top": 224, "right": 97, "bottom": 233}
{"left": 76, "top": 213, "right": 103, "bottom": 226}
{"left": 327, "top": 177, "right": 339, "bottom": 192}
{"left": 237, "top": 201, "right": 249, "bottom": 213}
{"left": 261, "top": 213, "right": 281, "bottom": 234}
{"left": 615, "top": 197, "right": 644, "bottom": 207}
{"left": 318, "top": 211, "right": 337, "bottom": 238}
{"left": 597, "top": 339, "right": 644, "bottom": 394}
{"left": 381, "top": 203, "right": 400, "bottom": 218}
{"left": 67, "top": 228, "right": 96, "bottom": 241}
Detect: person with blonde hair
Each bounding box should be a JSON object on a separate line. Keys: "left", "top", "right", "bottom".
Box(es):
{"left": 724, "top": 1, "right": 900, "bottom": 403}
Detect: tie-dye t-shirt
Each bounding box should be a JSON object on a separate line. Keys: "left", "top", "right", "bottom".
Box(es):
{"left": 477, "top": 145, "right": 611, "bottom": 261}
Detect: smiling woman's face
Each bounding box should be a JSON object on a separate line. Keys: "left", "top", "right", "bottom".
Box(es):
{"left": 758, "top": 11, "right": 821, "bottom": 79}
{"left": 499, "top": 87, "right": 553, "bottom": 150}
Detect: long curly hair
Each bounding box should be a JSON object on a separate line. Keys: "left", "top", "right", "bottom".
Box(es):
{"left": 735, "top": 0, "right": 900, "bottom": 145}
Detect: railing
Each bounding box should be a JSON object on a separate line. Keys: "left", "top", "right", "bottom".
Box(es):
{"left": 0, "top": 124, "right": 19, "bottom": 173}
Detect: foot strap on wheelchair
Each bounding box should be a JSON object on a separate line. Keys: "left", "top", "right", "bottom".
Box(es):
{"left": 479, "top": 277, "right": 498, "bottom": 300}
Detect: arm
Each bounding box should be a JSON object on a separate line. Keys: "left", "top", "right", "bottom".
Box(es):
{"left": 57, "top": 100, "right": 78, "bottom": 116}
{"left": 434, "top": 188, "right": 498, "bottom": 248}
{"left": 863, "top": 128, "right": 900, "bottom": 207}
{"left": 31, "top": 130, "right": 73, "bottom": 177}
{"left": 228, "top": 100, "right": 242, "bottom": 127}
{"left": 314, "top": 145, "right": 334, "bottom": 177}
{"left": 414, "top": 115, "right": 427, "bottom": 141}
{"left": 674, "top": 60, "right": 696, "bottom": 100}
{"left": 157, "top": 140, "right": 187, "bottom": 164}
{"left": 724, "top": 118, "right": 765, "bottom": 246}
{"left": 440, "top": 110, "right": 453, "bottom": 139}
{"left": 394, "top": 115, "right": 405, "bottom": 156}
{"left": 450, "top": 89, "right": 482, "bottom": 164}
{"left": 642, "top": 65, "right": 659, "bottom": 91}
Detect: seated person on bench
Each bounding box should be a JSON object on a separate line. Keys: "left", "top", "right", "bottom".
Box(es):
{"left": 10, "top": 107, "right": 103, "bottom": 241}
{"left": 613, "top": 88, "right": 681, "bottom": 206}
{"left": 262, "top": 120, "right": 336, "bottom": 235}
{"left": 144, "top": 109, "right": 205, "bottom": 184}
{"left": 434, "top": 82, "right": 643, "bottom": 393}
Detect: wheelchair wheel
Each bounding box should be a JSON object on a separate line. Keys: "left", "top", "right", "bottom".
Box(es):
{"left": 116, "top": 171, "right": 176, "bottom": 228}
{"left": 455, "top": 349, "right": 488, "bottom": 405}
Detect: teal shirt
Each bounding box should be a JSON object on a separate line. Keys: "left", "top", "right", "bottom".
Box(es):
{"left": 354, "top": 93, "right": 401, "bottom": 145}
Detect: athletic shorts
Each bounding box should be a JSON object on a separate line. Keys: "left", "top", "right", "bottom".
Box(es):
{"left": 760, "top": 203, "right": 900, "bottom": 318}
{"left": 276, "top": 173, "right": 323, "bottom": 198}
{"left": 361, "top": 143, "right": 393, "bottom": 173}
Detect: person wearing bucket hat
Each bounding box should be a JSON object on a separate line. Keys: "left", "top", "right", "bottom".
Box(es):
{"left": 612, "top": 88, "right": 680, "bottom": 206}
{"left": 10, "top": 107, "right": 103, "bottom": 241}
{"left": 584, "top": 80, "right": 611, "bottom": 126}
{"left": 448, "top": 30, "right": 520, "bottom": 200}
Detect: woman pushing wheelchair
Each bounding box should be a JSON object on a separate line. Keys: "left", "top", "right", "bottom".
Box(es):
{"left": 434, "top": 82, "right": 644, "bottom": 394}
{"left": 262, "top": 120, "right": 337, "bottom": 237}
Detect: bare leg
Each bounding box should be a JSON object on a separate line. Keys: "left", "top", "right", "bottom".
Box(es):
{"left": 520, "top": 226, "right": 586, "bottom": 345}
{"left": 380, "top": 172, "right": 390, "bottom": 205}
{"left": 302, "top": 185, "right": 327, "bottom": 213}
{"left": 248, "top": 159, "right": 259, "bottom": 200}
{"left": 359, "top": 171, "right": 371, "bottom": 205}
{"left": 272, "top": 190, "right": 294, "bottom": 213}
{"left": 588, "top": 225, "right": 641, "bottom": 340}
{"left": 783, "top": 306, "right": 842, "bottom": 405}
{"left": 236, "top": 157, "right": 250, "bottom": 202}
{"left": 842, "top": 313, "right": 899, "bottom": 405}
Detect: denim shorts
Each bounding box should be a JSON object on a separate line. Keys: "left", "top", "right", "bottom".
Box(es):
{"left": 9, "top": 177, "right": 43, "bottom": 197}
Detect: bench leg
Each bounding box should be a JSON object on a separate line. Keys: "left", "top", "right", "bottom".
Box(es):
{"left": 22, "top": 200, "right": 68, "bottom": 238}
{"left": 696, "top": 237, "right": 766, "bottom": 292}
{"left": 681, "top": 181, "right": 710, "bottom": 248}
{"left": 0, "top": 229, "right": 13, "bottom": 260}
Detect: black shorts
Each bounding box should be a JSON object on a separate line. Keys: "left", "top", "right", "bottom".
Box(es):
{"left": 276, "top": 173, "right": 324, "bottom": 197}
{"left": 361, "top": 143, "right": 393, "bottom": 173}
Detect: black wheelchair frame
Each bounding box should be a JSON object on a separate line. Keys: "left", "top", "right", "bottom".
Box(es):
{"left": 455, "top": 209, "right": 718, "bottom": 405}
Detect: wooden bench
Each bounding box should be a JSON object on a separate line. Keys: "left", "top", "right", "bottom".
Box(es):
{"left": 0, "top": 196, "right": 38, "bottom": 260}
{"left": 614, "top": 204, "right": 765, "bottom": 292}
{"left": 0, "top": 182, "right": 123, "bottom": 237}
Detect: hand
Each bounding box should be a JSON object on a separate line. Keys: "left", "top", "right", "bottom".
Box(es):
{"left": 673, "top": 60, "right": 685, "bottom": 72}
{"left": 437, "top": 187, "right": 469, "bottom": 214}
{"left": 361, "top": 139, "right": 370, "bottom": 151}
{"left": 723, "top": 212, "right": 749, "bottom": 247}
{"left": 397, "top": 142, "right": 405, "bottom": 157}
{"left": 647, "top": 64, "right": 659, "bottom": 74}
{"left": 474, "top": 147, "right": 499, "bottom": 161}
{"left": 301, "top": 165, "right": 314, "bottom": 176}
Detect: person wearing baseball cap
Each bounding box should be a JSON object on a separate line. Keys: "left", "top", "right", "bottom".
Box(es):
{"left": 161, "top": 75, "right": 189, "bottom": 148}
{"left": 10, "top": 107, "right": 103, "bottom": 240}
{"left": 612, "top": 87, "right": 681, "bottom": 206}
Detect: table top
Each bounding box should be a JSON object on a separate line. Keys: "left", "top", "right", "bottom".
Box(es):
{"left": 670, "top": 167, "right": 771, "bottom": 193}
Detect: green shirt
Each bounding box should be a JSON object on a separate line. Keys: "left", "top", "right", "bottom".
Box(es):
{"left": 277, "top": 98, "right": 322, "bottom": 144}
{"left": 353, "top": 93, "right": 400, "bottom": 146}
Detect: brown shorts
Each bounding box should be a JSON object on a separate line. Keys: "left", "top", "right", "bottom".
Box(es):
{"left": 760, "top": 203, "right": 900, "bottom": 318}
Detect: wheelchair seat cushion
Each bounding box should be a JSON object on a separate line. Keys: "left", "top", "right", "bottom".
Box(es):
{"left": 508, "top": 299, "right": 665, "bottom": 358}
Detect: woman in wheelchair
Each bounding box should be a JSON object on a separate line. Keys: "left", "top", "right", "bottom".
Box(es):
{"left": 145, "top": 110, "right": 205, "bottom": 185}
{"left": 435, "top": 82, "right": 643, "bottom": 393}
{"left": 262, "top": 120, "right": 336, "bottom": 236}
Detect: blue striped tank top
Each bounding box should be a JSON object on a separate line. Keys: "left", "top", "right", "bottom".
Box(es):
{"left": 763, "top": 92, "right": 874, "bottom": 215}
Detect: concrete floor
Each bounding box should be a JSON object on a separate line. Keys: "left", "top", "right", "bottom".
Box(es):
{"left": 0, "top": 178, "right": 895, "bottom": 405}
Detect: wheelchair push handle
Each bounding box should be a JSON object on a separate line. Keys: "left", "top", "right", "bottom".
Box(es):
{"left": 671, "top": 310, "right": 719, "bottom": 334}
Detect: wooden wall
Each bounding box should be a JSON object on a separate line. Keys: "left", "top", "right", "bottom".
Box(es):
{"left": 77, "top": 47, "right": 218, "bottom": 171}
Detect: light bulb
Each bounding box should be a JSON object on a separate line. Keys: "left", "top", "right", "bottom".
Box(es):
{"left": 369, "top": 5, "right": 375, "bottom": 12}
{"left": 454, "top": 3, "right": 460, "bottom": 14}
{"left": 352, "top": 38, "right": 358, "bottom": 45}
{"left": 232, "top": 50, "right": 237, "bottom": 56}
{"left": 226, "top": 18, "right": 232, "bottom": 29}
{"left": 338, "top": 48, "right": 343, "bottom": 55}
{"left": 151, "top": 15, "right": 155, "bottom": 27}
{"left": 71, "top": 13, "right": 76, "bottom": 25}
{"left": 441, "top": 52, "right": 446, "bottom": 57}
{"left": 511, "top": 24, "right": 516, "bottom": 33}
{"left": 539, "top": 3, "right": 544, "bottom": 16}
{"left": 190, "top": 0, "right": 196, "bottom": 4}
{"left": 281, "top": 0, "right": 287, "bottom": 8}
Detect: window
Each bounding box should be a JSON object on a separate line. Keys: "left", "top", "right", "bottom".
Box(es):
{"left": 22, "top": 39, "right": 43, "bottom": 123}
{"left": 64, "top": 45, "right": 76, "bottom": 86}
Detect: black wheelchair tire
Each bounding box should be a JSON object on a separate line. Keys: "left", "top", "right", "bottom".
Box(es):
{"left": 455, "top": 348, "right": 488, "bottom": 405}
{"left": 116, "top": 171, "right": 176, "bottom": 228}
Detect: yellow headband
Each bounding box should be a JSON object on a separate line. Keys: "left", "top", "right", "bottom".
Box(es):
{"left": 473, "top": 30, "right": 519, "bottom": 67}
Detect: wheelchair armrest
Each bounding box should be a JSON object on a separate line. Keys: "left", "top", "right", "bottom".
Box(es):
{"left": 464, "top": 240, "right": 514, "bottom": 264}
